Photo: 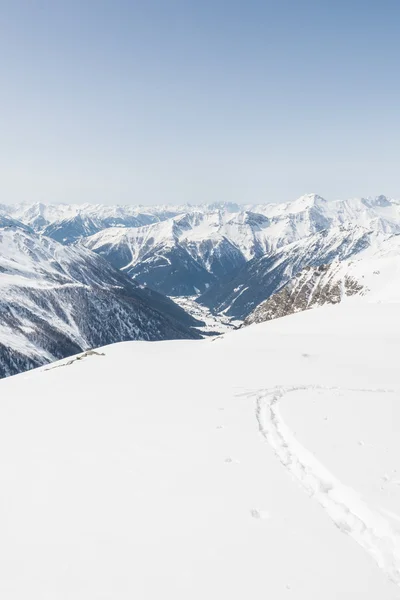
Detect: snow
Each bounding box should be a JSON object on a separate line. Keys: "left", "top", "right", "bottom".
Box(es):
{"left": 0, "top": 302, "right": 399, "bottom": 598}
{"left": 4, "top": 194, "right": 400, "bottom": 253}
{"left": 171, "top": 295, "right": 238, "bottom": 334}
{"left": 75, "top": 195, "right": 400, "bottom": 302}
{"left": 257, "top": 385, "right": 400, "bottom": 584}
{"left": 304, "top": 235, "right": 400, "bottom": 306}
{"left": 82, "top": 209, "right": 265, "bottom": 270}
{"left": 1, "top": 195, "right": 400, "bottom": 595}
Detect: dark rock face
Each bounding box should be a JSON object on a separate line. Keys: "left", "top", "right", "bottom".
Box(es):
{"left": 243, "top": 263, "right": 364, "bottom": 326}
{"left": 90, "top": 234, "right": 248, "bottom": 297}
{"left": 42, "top": 214, "right": 157, "bottom": 245}
{"left": 0, "top": 283, "right": 203, "bottom": 379}
{"left": 185, "top": 237, "right": 247, "bottom": 280}
{"left": 122, "top": 245, "right": 217, "bottom": 296}
{"left": 43, "top": 215, "right": 102, "bottom": 244}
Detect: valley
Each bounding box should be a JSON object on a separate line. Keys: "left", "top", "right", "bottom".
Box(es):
{"left": 1, "top": 193, "right": 400, "bottom": 376}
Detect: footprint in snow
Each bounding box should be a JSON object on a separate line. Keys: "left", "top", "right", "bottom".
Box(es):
{"left": 250, "top": 509, "right": 270, "bottom": 520}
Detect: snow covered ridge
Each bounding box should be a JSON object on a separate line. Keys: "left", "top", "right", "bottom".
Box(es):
{"left": 76, "top": 194, "right": 400, "bottom": 297}
{"left": 0, "top": 303, "right": 399, "bottom": 597}
{"left": 2, "top": 194, "right": 400, "bottom": 235}
{"left": 242, "top": 233, "right": 400, "bottom": 325}
{"left": 198, "top": 225, "right": 395, "bottom": 320}
{"left": 2, "top": 194, "right": 400, "bottom": 300}
{"left": 0, "top": 220, "right": 202, "bottom": 378}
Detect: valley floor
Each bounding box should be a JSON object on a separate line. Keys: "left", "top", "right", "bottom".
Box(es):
{"left": 170, "top": 294, "right": 239, "bottom": 334}
{"left": 0, "top": 303, "right": 399, "bottom": 598}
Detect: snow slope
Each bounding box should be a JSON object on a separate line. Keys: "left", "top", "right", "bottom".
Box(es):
{"left": 0, "top": 302, "right": 399, "bottom": 598}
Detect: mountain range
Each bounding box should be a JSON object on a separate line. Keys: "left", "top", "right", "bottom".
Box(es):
{"left": 1, "top": 193, "right": 400, "bottom": 376}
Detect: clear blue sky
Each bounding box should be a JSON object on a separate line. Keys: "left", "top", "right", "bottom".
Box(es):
{"left": 1, "top": 0, "right": 399, "bottom": 205}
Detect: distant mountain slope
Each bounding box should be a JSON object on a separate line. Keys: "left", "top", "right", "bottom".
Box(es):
{"left": 254, "top": 193, "right": 400, "bottom": 240}
{"left": 243, "top": 235, "right": 400, "bottom": 326}
{"left": 4, "top": 193, "right": 400, "bottom": 238}
{"left": 82, "top": 211, "right": 260, "bottom": 295}
{"left": 42, "top": 215, "right": 105, "bottom": 244}
{"left": 40, "top": 212, "right": 175, "bottom": 244}
{"left": 2, "top": 193, "right": 400, "bottom": 311}
{"left": 197, "top": 226, "right": 389, "bottom": 320}
{"left": 62, "top": 195, "right": 400, "bottom": 299}
{"left": 0, "top": 202, "right": 185, "bottom": 232}
{"left": 0, "top": 221, "right": 202, "bottom": 378}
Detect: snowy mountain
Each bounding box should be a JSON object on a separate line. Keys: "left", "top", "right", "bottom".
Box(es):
{"left": 254, "top": 193, "right": 400, "bottom": 240}
{"left": 0, "top": 220, "right": 202, "bottom": 378}
{"left": 243, "top": 233, "right": 400, "bottom": 326}
{"left": 41, "top": 214, "right": 105, "bottom": 244}
{"left": 5, "top": 193, "right": 400, "bottom": 238}
{"left": 197, "top": 225, "right": 389, "bottom": 320}
{"left": 243, "top": 263, "right": 364, "bottom": 325}
{"left": 57, "top": 195, "right": 400, "bottom": 300}
{"left": 1, "top": 202, "right": 184, "bottom": 232}
{"left": 81, "top": 211, "right": 262, "bottom": 295}
{"left": 0, "top": 302, "right": 399, "bottom": 598}
{"left": 82, "top": 194, "right": 396, "bottom": 297}
{"left": 40, "top": 211, "right": 177, "bottom": 244}
{"left": 2, "top": 193, "right": 400, "bottom": 323}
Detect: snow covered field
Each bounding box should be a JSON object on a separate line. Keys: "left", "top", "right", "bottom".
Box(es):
{"left": 0, "top": 303, "right": 399, "bottom": 598}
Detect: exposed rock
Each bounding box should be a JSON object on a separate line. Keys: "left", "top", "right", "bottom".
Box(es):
{"left": 243, "top": 263, "right": 364, "bottom": 326}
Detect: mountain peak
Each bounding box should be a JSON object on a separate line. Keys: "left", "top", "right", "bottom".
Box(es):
{"left": 0, "top": 215, "right": 33, "bottom": 233}
{"left": 282, "top": 193, "right": 327, "bottom": 215}
{"left": 294, "top": 193, "right": 327, "bottom": 205}
{"left": 365, "top": 195, "right": 391, "bottom": 207}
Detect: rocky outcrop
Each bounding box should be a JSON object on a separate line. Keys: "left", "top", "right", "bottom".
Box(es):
{"left": 243, "top": 263, "right": 364, "bottom": 326}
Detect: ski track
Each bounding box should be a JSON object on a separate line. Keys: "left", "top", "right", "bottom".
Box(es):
{"left": 254, "top": 384, "right": 400, "bottom": 586}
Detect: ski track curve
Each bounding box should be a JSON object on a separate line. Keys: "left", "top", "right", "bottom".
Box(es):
{"left": 254, "top": 384, "right": 400, "bottom": 586}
